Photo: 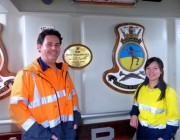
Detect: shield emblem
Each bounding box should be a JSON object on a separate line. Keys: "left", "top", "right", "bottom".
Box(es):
{"left": 103, "top": 23, "right": 148, "bottom": 94}
{"left": 0, "top": 23, "right": 16, "bottom": 99}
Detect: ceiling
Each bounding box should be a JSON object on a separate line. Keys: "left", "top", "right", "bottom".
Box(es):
{"left": 0, "top": 0, "right": 180, "bottom": 17}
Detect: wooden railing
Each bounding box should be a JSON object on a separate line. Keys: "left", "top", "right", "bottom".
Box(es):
{"left": 0, "top": 111, "right": 135, "bottom": 140}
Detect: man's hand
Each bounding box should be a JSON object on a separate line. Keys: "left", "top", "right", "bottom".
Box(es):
{"left": 52, "top": 135, "right": 58, "bottom": 140}
{"left": 74, "top": 124, "right": 78, "bottom": 129}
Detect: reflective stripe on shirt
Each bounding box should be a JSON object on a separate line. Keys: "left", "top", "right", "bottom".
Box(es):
{"left": 22, "top": 117, "right": 36, "bottom": 131}
{"left": 139, "top": 120, "right": 166, "bottom": 129}
{"left": 139, "top": 103, "right": 166, "bottom": 114}
{"left": 167, "top": 120, "right": 179, "bottom": 127}
{"left": 40, "top": 115, "right": 74, "bottom": 128}
{"left": 74, "top": 106, "right": 80, "bottom": 112}
{"left": 10, "top": 96, "right": 28, "bottom": 105}
{"left": 28, "top": 90, "right": 66, "bottom": 108}
{"left": 134, "top": 101, "right": 179, "bottom": 128}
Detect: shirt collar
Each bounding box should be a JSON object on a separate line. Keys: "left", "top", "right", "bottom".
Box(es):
{"left": 143, "top": 78, "right": 161, "bottom": 89}
{"left": 37, "top": 57, "right": 63, "bottom": 71}
{"left": 154, "top": 82, "right": 161, "bottom": 89}
{"left": 144, "top": 81, "right": 161, "bottom": 90}
{"left": 38, "top": 57, "right": 49, "bottom": 71}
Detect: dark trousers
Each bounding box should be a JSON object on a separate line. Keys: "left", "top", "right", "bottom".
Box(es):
{"left": 136, "top": 123, "right": 165, "bottom": 140}
{"left": 52, "top": 121, "right": 77, "bottom": 140}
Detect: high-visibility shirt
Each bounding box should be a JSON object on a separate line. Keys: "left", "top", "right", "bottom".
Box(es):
{"left": 135, "top": 85, "right": 179, "bottom": 128}
{"left": 130, "top": 84, "right": 179, "bottom": 139}
{"left": 9, "top": 58, "right": 81, "bottom": 133}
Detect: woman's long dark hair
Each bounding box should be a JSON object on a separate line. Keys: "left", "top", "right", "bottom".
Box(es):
{"left": 134, "top": 57, "right": 167, "bottom": 101}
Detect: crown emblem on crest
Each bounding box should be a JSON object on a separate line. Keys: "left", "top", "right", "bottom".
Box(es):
{"left": 120, "top": 26, "right": 142, "bottom": 44}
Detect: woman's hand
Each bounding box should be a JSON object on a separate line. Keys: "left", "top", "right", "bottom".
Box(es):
{"left": 130, "top": 115, "right": 138, "bottom": 129}
{"left": 158, "top": 138, "right": 163, "bottom": 140}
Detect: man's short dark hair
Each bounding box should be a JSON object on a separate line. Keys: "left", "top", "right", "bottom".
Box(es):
{"left": 37, "top": 29, "right": 63, "bottom": 45}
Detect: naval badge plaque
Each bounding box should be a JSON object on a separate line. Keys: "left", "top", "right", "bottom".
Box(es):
{"left": 103, "top": 23, "right": 148, "bottom": 94}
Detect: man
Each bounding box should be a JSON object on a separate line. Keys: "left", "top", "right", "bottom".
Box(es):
{"left": 9, "top": 29, "right": 81, "bottom": 140}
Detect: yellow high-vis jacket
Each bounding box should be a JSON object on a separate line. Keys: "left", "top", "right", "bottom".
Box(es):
{"left": 135, "top": 85, "right": 179, "bottom": 128}
{"left": 130, "top": 84, "right": 179, "bottom": 139}
{"left": 9, "top": 58, "right": 81, "bottom": 139}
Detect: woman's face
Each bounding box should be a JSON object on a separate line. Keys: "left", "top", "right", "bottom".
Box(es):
{"left": 145, "top": 61, "right": 162, "bottom": 82}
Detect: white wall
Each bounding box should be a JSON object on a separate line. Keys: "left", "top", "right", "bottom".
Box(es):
{"left": 5, "top": 14, "right": 168, "bottom": 123}
{"left": 0, "top": 0, "right": 180, "bottom": 138}
{"left": 175, "top": 19, "right": 180, "bottom": 139}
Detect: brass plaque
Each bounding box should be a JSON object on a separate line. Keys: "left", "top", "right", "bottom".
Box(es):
{"left": 63, "top": 44, "right": 92, "bottom": 68}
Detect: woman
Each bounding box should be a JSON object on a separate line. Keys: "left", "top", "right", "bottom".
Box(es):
{"left": 130, "top": 57, "right": 179, "bottom": 140}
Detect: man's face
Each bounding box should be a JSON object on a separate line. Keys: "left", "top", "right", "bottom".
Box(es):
{"left": 38, "top": 35, "right": 61, "bottom": 65}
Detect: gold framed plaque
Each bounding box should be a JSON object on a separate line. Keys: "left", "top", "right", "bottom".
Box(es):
{"left": 63, "top": 44, "right": 92, "bottom": 68}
